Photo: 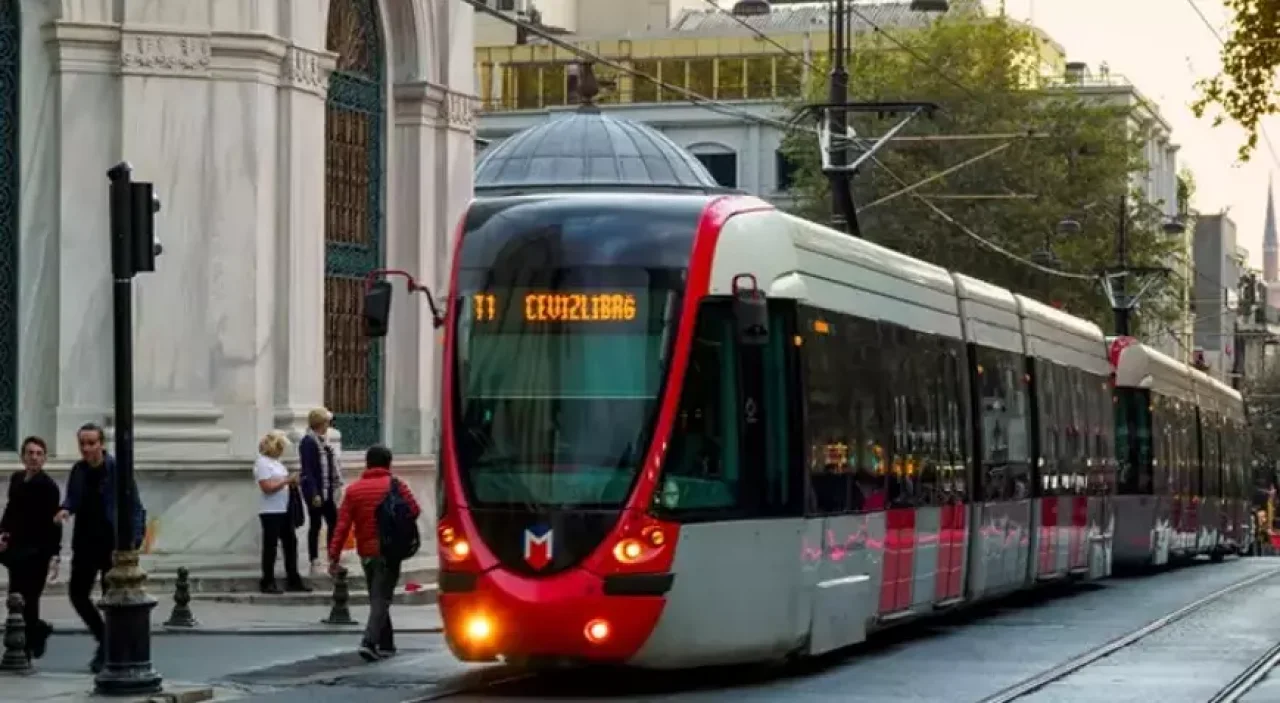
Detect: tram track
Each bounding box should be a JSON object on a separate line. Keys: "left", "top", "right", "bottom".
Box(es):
{"left": 976, "top": 565, "right": 1280, "bottom": 703}
{"left": 1206, "top": 640, "right": 1280, "bottom": 703}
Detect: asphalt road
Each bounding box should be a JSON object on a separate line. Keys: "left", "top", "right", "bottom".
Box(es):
{"left": 26, "top": 558, "right": 1280, "bottom": 702}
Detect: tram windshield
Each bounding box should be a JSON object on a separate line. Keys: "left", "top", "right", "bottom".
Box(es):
{"left": 449, "top": 196, "right": 701, "bottom": 510}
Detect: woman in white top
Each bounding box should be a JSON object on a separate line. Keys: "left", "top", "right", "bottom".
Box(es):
{"left": 254, "top": 431, "right": 308, "bottom": 594}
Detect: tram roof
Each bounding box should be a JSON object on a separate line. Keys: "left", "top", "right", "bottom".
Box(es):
{"left": 1110, "top": 339, "right": 1194, "bottom": 401}
{"left": 1190, "top": 366, "right": 1245, "bottom": 420}
{"left": 1014, "top": 294, "right": 1109, "bottom": 375}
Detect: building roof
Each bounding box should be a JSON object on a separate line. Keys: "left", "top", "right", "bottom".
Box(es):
{"left": 670, "top": 1, "right": 935, "bottom": 36}
{"left": 474, "top": 108, "right": 724, "bottom": 194}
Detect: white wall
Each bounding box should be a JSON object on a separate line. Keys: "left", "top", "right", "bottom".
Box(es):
{"left": 19, "top": 0, "right": 477, "bottom": 460}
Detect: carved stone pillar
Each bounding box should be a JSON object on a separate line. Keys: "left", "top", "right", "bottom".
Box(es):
{"left": 273, "top": 45, "right": 335, "bottom": 443}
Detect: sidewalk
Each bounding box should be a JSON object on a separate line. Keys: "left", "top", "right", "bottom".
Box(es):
{"left": 36, "top": 593, "right": 443, "bottom": 635}
{"left": 0, "top": 671, "right": 230, "bottom": 702}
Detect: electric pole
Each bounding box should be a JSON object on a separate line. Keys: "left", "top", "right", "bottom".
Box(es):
{"left": 828, "top": 0, "right": 860, "bottom": 237}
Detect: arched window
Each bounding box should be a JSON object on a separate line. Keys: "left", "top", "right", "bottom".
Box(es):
{"left": 324, "top": 0, "right": 385, "bottom": 449}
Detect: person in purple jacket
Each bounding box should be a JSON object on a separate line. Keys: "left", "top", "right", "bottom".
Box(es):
{"left": 299, "top": 408, "right": 344, "bottom": 574}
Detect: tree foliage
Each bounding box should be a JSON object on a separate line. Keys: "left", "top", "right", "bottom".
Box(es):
{"left": 1244, "top": 369, "right": 1280, "bottom": 480}
{"left": 1191, "top": 0, "right": 1280, "bottom": 161}
{"left": 780, "top": 13, "right": 1181, "bottom": 334}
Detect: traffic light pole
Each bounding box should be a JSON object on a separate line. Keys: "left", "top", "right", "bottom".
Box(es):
{"left": 828, "top": 0, "right": 861, "bottom": 237}
{"left": 95, "top": 162, "right": 163, "bottom": 696}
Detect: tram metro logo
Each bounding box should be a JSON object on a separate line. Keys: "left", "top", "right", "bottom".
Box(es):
{"left": 524, "top": 525, "right": 554, "bottom": 570}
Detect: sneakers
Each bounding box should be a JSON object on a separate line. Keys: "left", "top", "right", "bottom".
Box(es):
{"left": 310, "top": 560, "right": 323, "bottom": 576}
{"left": 357, "top": 644, "right": 380, "bottom": 662}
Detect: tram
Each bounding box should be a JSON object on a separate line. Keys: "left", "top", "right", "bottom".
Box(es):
{"left": 408, "top": 191, "right": 1241, "bottom": 669}
{"left": 1109, "top": 339, "right": 1250, "bottom": 568}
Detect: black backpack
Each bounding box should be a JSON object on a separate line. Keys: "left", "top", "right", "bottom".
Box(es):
{"left": 377, "top": 478, "right": 420, "bottom": 561}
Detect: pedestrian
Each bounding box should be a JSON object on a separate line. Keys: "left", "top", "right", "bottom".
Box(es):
{"left": 329, "top": 444, "right": 421, "bottom": 661}
{"left": 0, "top": 436, "right": 61, "bottom": 659}
{"left": 55, "top": 423, "right": 146, "bottom": 674}
{"left": 300, "top": 407, "right": 343, "bottom": 575}
{"left": 254, "top": 430, "right": 311, "bottom": 594}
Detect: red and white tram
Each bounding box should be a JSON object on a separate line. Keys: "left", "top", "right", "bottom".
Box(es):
{"left": 410, "top": 191, "right": 1241, "bottom": 669}
{"left": 1109, "top": 339, "right": 1250, "bottom": 568}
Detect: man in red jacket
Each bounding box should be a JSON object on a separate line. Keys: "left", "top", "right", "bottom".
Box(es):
{"left": 329, "top": 444, "right": 421, "bottom": 661}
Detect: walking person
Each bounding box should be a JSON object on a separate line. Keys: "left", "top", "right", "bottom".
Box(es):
{"left": 329, "top": 445, "right": 421, "bottom": 661}
{"left": 300, "top": 408, "right": 343, "bottom": 575}
{"left": 254, "top": 430, "right": 311, "bottom": 594}
{"left": 0, "top": 436, "right": 61, "bottom": 659}
{"left": 55, "top": 423, "right": 146, "bottom": 673}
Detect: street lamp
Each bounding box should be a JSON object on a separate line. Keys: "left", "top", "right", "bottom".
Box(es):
{"left": 96, "top": 162, "right": 164, "bottom": 696}
{"left": 910, "top": 0, "right": 951, "bottom": 10}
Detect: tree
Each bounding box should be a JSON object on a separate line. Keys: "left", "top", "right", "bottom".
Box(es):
{"left": 1191, "top": 0, "right": 1280, "bottom": 161}
{"left": 1245, "top": 369, "right": 1280, "bottom": 483}
{"left": 780, "top": 12, "right": 1182, "bottom": 334}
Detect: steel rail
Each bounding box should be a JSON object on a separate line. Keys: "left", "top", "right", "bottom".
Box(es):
{"left": 976, "top": 566, "right": 1280, "bottom": 703}
{"left": 1208, "top": 640, "right": 1280, "bottom": 703}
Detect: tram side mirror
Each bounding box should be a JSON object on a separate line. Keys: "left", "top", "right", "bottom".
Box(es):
{"left": 731, "top": 274, "right": 769, "bottom": 346}
{"left": 364, "top": 280, "right": 393, "bottom": 337}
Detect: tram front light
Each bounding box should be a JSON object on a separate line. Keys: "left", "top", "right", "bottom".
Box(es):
{"left": 613, "top": 538, "right": 644, "bottom": 563}
{"left": 450, "top": 540, "right": 470, "bottom": 558}
{"left": 584, "top": 618, "right": 611, "bottom": 644}
{"left": 465, "top": 615, "right": 493, "bottom": 642}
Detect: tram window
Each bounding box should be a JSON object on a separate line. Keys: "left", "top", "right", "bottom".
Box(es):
{"left": 1036, "top": 360, "right": 1058, "bottom": 497}
{"left": 885, "top": 324, "right": 922, "bottom": 509}
{"left": 942, "top": 341, "right": 971, "bottom": 500}
{"left": 975, "top": 347, "right": 1030, "bottom": 502}
{"left": 801, "top": 309, "right": 886, "bottom": 516}
{"left": 760, "top": 300, "right": 802, "bottom": 516}
{"left": 660, "top": 302, "right": 741, "bottom": 514}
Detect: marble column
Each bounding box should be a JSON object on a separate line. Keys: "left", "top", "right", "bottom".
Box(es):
{"left": 117, "top": 27, "right": 233, "bottom": 459}
{"left": 45, "top": 20, "right": 124, "bottom": 457}
{"left": 384, "top": 81, "right": 445, "bottom": 455}
{"left": 206, "top": 32, "right": 288, "bottom": 452}
{"left": 272, "top": 44, "right": 334, "bottom": 443}
{"left": 19, "top": 2, "right": 68, "bottom": 451}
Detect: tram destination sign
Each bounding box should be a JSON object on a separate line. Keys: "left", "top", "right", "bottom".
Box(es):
{"left": 471, "top": 290, "right": 641, "bottom": 326}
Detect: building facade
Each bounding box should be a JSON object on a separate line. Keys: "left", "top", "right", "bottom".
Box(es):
{"left": 1193, "top": 214, "right": 1241, "bottom": 381}
{"left": 0, "top": 0, "right": 476, "bottom": 559}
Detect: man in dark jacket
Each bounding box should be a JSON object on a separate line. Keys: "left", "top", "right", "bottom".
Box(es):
{"left": 54, "top": 423, "right": 146, "bottom": 673}
{"left": 0, "top": 436, "right": 61, "bottom": 659}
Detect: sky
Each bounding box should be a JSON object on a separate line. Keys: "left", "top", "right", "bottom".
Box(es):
{"left": 989, "top": 0, "right": 1277, "bottom": 269}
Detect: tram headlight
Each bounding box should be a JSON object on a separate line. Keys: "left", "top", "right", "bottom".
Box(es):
{"left": 465, "top": 615, "right": 493, "bottom": 642}
{"left": 584, "top": 618, "right": 611, "bottom": 644}
{"left": 613, "top": 538, "right": 645, "bottom": 563}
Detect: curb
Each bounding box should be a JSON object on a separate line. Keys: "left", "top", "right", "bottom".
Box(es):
{"left": 48, "top": 623, "right": 444, "bottom": 636}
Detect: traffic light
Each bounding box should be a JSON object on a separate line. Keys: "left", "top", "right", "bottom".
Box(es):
{"left": 364, "top": 279, "right": 393, "bottom": 337}
{"left": 131, "top": 182, "right": 161, "bottom": 273}
{"left": 106, "top": 162, "right": 163, "bottom": 279}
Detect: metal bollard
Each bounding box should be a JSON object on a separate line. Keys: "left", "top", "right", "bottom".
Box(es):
{"left": 322, "top": 567, "right": 356, "bottom": 625}
{"left": 0, "top": 593, "right": 30, "bottom": 673}
{"left": 164, "top": 567, "right": 198, "bottom": 628}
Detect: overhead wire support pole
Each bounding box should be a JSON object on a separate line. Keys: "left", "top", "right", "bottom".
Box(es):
{"left": 828, "top": 0, "right": 856, "bottom": 236}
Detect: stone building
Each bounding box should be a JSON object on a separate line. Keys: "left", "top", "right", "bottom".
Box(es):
{"left": 0, "top": 0, "right": 477, "bottom": 560}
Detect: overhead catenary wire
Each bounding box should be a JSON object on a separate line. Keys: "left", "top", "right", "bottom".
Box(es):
{"left": 462, "top": 0, "right": 1094, "bottom": 280}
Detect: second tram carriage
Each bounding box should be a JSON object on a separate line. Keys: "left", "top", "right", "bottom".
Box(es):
{"left": 424, "top": 191, "right": 1248, "bottom": 669}
{"left": 1110, "top": 340, "right": 1250, "bottom": 567}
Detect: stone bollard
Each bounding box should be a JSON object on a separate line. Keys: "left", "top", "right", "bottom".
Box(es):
{"left": 0, "top": 593, "right": 30, "bottom": 673}
{"left": 164, "top": 567, "right": 198, "bottom": 628}
{"left": 322, "top": 567, "right": 356, "bottom": 625}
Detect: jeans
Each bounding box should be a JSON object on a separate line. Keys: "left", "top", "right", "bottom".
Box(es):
{"left": 361, "top": 556, "right": 402, "bottom": 651}
{"left": 307, "top": 500, "right": 338, "bottom": 563}
{"left": 68, "top": 549, "right": 111, "bottom": 643}
{"left": 259, "top": 512, "right": 302, "bottom": 586}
